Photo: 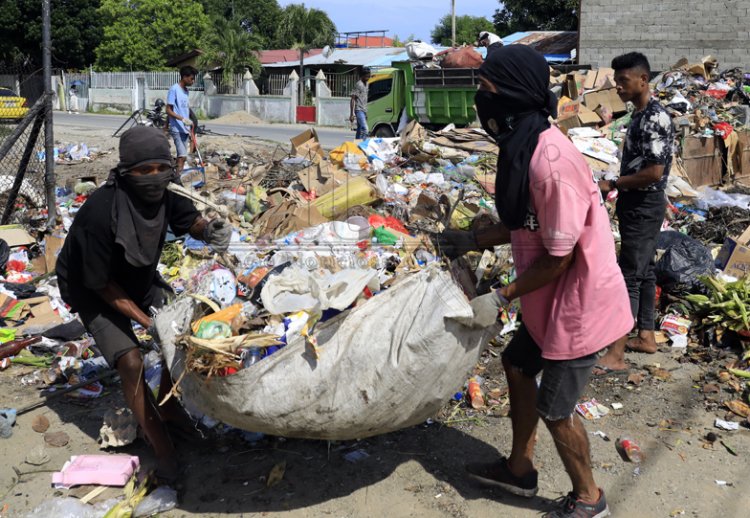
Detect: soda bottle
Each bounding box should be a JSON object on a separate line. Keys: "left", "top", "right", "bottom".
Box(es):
{"left": 615, "top": 437, "right": 643, "bottom": 463}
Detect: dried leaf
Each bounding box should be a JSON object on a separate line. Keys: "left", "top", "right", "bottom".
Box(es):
{"left": 725, "top": 399, "right": 750, "bottom": 418}
{"left": 267, "top": 461, "right": 286, "bottom": 488}
{"left": 44, "top": 431, "right": 70, "bottom": 447}
{"left": 650, "top": 368, "right": 672, "bottom": 381}
{"left": 31, "top": 415, "right": 50, "bottom": 433}
{"left": 702, "top": 384, "right": 720, "bottom": 394}
{"left": 627, "top": 373, "right": 644, "bottom": 386}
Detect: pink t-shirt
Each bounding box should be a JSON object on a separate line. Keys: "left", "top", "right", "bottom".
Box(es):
{"left": 510, "top": 127, "right": 633, "bottom": 360}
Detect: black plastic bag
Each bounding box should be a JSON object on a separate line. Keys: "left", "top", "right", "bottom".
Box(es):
{"left": 655, "top": 231, "right": 713, "bottom": 294}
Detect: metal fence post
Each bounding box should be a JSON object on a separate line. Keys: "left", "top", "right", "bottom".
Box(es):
{"left": 42, "top": 0, "right": 56, "bottom": 227}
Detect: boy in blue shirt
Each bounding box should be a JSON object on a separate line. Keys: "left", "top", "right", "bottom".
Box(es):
{"left": 166, "top": 66, "right": 197, "bottom": 173}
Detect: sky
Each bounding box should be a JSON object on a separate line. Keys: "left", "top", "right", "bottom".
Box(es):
{"left": 277, "top": 0, "right": 498, "bottom": 43}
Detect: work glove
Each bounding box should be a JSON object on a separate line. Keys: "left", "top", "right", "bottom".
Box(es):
{"left": 433, "top": 229, "right": 479, "bottom": 260}
{"left": 182, "top": 117, "right": 193, "bottom": 127}
{"left": 203, "top": 219, "right": 232, "bottom": 253}
{"left": 461, "top": 289, "right": 509, "bottom": 329}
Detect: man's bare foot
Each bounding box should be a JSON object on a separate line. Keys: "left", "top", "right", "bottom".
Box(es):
{"left": 591, "top": 356, "right": 629, "bottom": 377}
{"left": 627, "top": 330, "right": 658, "bottom": 353}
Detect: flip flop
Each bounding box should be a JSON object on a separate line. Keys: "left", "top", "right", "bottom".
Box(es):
{"left": 591, "top": 364, "right": 629, "bottom": 378}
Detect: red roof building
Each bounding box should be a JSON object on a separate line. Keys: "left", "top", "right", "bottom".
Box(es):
{"left": 256, "top": 49, "right": 323, "bottom": 65}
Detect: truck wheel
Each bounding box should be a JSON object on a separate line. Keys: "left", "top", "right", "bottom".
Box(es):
{"left": 373, "top": 125, "right": 395, "bottom": 138}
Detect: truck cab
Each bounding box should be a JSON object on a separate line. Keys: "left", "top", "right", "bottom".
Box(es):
{"left": 366, "top": 68, "right": 403, "bottom": 138}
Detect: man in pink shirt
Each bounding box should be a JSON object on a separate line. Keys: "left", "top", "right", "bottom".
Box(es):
{"left": 437, "top": 46, "right": 631, "bottom": 517}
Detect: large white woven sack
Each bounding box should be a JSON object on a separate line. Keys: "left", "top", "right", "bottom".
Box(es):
{"left": 156, "top": 265, "right": 493, "bottom": 440}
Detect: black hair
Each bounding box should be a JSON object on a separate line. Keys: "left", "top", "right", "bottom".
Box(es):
{"left": 611, "top": 52, "right": 651, "bottom": 75}
{"left": 360, "top": 67, "right": 371, "bottom": 78}
{"left": 180, "top": 65, "right": 198, "bottom": 78}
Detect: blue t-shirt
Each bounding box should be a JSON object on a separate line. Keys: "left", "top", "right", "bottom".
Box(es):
{"left": 167, "top": 83, "right": 190, "bottom": 134}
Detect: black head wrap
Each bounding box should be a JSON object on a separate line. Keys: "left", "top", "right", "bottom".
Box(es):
{"left": 476, "top": 45, "right": 557, "bottom": 230}
{"left": 107, "top": 126, "right": 174, "bottom": 268}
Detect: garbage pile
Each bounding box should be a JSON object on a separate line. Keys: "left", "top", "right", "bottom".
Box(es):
{"left": 551, "top": 55, "right": 750, "bottom": 191}
{"left": 0, "top": 121, "right": 507, "bottom": 438}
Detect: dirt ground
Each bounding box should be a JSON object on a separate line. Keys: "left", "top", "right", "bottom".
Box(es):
{"left": 2, "top": 124, "right": 750, "bottom": 517}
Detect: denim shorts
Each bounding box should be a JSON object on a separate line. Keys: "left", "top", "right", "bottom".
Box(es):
{"left": 503, "top": 325, "right": 597, "bottom": 421}
{"left": 170, "top": 130, "right": 190, "bottom": 158}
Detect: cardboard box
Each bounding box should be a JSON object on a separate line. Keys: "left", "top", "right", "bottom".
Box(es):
{"left": 17, "top": 296, "right": 63, "bottom": 333}
{"left": 290, "top": 129, "right": 324, "bottom": 162}
{"left": 0, "top": 225, "right": 35, "bottom": 248}
{"left": 576, "top": 104, "right": 602, "bottom": 126}
{"left": 716, "top": 224, "right": 750, "bottom": 277}
{"left": 563, "top": 73, "right": 580, "bottom": 100}
{"left": 582, "top": 88, "right": 627, "bottom": 116}
{"left": 557, "top": 96, "right": 580, "bottom": 119}
{"left": 44, "top": 234, "right": 65, "bottom": 273}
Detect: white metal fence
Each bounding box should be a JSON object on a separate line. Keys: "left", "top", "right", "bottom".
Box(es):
{"left": 90, "top": 71, "right": 205, "bottom": 90}
{"left": 267, "top": 74, "right": 289, "bottom": 96}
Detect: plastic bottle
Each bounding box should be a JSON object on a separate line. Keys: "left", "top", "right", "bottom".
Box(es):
{"left": 242, "top": 347, "right": 262, "bottom": 368}
{"left": 615, "top": 437, "right": 643, "bottom": 463}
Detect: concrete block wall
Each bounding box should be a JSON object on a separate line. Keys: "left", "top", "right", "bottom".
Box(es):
{"left": 579, "top": 0, "right": 750, "bottom": 71}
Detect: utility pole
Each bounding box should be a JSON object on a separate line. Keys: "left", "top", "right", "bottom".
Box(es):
{"left": 451, "top": 0, "right": 456, "bottom": 47}
{"left": 42, "top": 0, "right": 56, "bottom": 226}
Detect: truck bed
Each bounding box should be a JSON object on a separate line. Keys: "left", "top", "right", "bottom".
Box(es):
{"left": 413, "top": 67, "right": 481, "bottom": 88}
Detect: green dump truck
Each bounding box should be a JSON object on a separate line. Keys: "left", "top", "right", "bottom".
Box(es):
{"left": 366, "top": 60, "right": 480, "bottom": 137}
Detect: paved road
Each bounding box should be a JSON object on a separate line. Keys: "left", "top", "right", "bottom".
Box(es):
{"left": 53, "top": 112, "right": 354, "bottom": 149}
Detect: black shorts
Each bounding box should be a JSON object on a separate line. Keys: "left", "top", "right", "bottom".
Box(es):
{"left": 78, "top": 285, "right": 171, "bottom": 367}
{"left": 503, "top": 325, "right": 597, "bottom": 421}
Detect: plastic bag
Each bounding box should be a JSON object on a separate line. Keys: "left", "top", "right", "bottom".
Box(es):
{"left": 440, "top": 47, "right": 483, "bottom": 69}
{"left": 655, "top": 230, "right": 714, "bottom": 294}
{"left": 24, "top": 497, "right": 121, "bottom": 518}
{"left": 405, "top": 41, "right": 437, "bottom": 60}
{"left": 695, "top": 187, "right": 750, "bottom": 211}
{"left": 134, "top": 486, "right": 178, "bottom": 517}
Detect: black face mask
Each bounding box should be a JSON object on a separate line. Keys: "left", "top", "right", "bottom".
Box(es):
{"left": 475, "top": 90, "right": 514, "bottom": 141}
{"left": 122, "top": 170, "right": 173, "bottom": 204}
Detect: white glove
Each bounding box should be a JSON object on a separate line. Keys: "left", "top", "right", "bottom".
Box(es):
{"left": 462, "top": 289, "right": 509, "bottom": 329}
{"left": 182, "top": 117, "right": 193, "bottom": 127}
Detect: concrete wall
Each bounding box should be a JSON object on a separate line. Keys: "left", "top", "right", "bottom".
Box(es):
{"left": 89, "top": 88, "right": 133, "bottom": 113}
{"left": 314, "top": 71, "right": 349, "bottom": 127}
{"left": 247, "top": 96, "right": 295, "bottom": 123}
{"left": 317, "top": 97, "right": 350, "bottom": 127}
{"left": 579, "top": 0, "right": 750, "bottom": 71}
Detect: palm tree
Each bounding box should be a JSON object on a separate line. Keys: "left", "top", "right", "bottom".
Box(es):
{"left": 200, "top": 18, "right": 262, "bottom": 93}
{"left": 276, "top": 4, "right": 337, "bottom": 104}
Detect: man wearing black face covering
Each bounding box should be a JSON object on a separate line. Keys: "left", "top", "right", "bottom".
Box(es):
{"left": 441, "top": 46, "right": 631, "bottom": 518}
{"left": 56, "top": 126, "right": 232, "bottom": 483}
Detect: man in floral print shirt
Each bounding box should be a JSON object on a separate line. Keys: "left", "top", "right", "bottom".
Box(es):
{"left": 596, "top": 52, "right": 673, "bottom": 375}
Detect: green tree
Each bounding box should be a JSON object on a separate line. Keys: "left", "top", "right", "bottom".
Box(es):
{"left": 276, "top": 4, "right": 336, "bottom": 103}
{"left": 493, "top": 0, "right": 578, "bottom": 35}
{"left": 200, "top": 0, "right": 281, "bottom": 48}
{"left": 430, "top": 15, "right": 494, "bottom": 47}
{"left": 95, "top": 0, "right": 209, "bottom": 71}
{"left": 199, "top": 18, "right": 262, "bottom": 88}
{"left": 0, "top": 0, "right": 103, "bottom": 69}
{"left": 391, "top": 33, "right": 416, "bottom": 48}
